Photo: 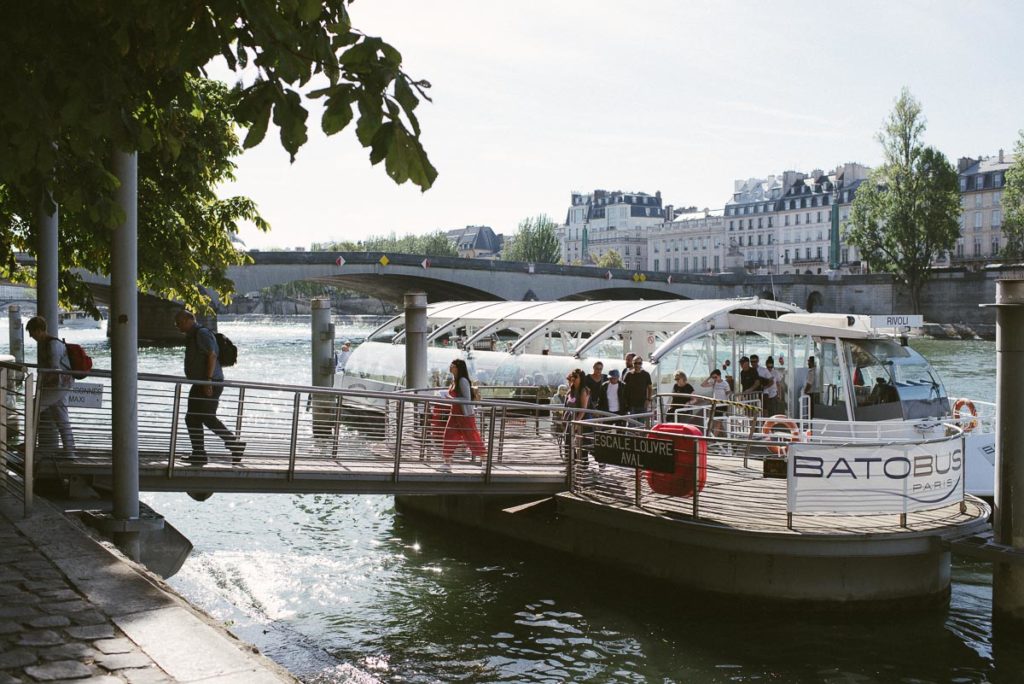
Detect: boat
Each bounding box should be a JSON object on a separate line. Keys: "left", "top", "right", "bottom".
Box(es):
{"left": 58, "top": 309, "right": 104, "bottom": 329}
{"left": 338, "top": 298, "right": 994, "bottom": 496}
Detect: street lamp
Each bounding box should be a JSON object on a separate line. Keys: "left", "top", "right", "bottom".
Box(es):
{"left": 829, "top": 175, "right": 841, "bottom": 271}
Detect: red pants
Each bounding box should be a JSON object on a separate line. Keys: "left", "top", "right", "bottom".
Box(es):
{"left": 441, "top": 413, "right": 486, "bottom": 461}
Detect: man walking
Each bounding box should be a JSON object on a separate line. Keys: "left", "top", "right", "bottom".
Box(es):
{"left": 26, "top": 316, "right": 76, "bottom": 460}
{"left": 174, "top": 310, "right": 245, "bottom": 465}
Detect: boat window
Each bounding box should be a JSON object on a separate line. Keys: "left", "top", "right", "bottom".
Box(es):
{"left": 847, "top": 341, "right": 902, "bottom": 420}
{"left": 814, "top": 340, "right": 849, "bottom": 420}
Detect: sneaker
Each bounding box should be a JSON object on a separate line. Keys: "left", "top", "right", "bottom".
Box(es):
{"left": 184, "top": 454, "right": 208, "bottom": 467}
{"left": 229, "top": 440, "right": 246, "bottom": 464}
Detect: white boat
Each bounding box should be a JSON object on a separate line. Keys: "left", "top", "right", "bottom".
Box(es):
{"left": 339, "top": 298, "right": 994, "bottom": 496}
{"left": 58, "top": 310, "right": 104, "bottom": 329}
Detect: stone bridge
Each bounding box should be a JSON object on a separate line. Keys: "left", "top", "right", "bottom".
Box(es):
{"left": 70, "top": 251, "right": 1006, "bottom": 342}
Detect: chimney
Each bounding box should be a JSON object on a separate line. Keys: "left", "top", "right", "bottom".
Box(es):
{"left": 958, "top": 157, "right": 975, "bottom": 173}
{"left": 1000, "top": 148, "right": 1005, "bottom": 163}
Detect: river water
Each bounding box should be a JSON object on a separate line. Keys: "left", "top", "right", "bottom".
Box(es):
{"left": 15, "top": 317, "right": 1024, "bottom": 683}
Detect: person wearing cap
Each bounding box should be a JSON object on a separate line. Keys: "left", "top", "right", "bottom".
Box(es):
{"left": 600, "top": 369, "right": 627, "bottom": 418}
{"left": 763, "top": 356, "right": 784, "bottom": 415}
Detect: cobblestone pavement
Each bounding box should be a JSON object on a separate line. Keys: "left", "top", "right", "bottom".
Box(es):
{"left": 0, "top": 492, "right": 295, "bottom": 683}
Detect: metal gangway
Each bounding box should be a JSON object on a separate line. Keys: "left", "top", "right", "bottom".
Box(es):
{"left": 0, "top": 362, "right": 577, "bottom": 505}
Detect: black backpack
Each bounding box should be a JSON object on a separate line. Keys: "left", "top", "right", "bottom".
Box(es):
{"left": 214, "top": 332, "right": 238, "bottom": 367}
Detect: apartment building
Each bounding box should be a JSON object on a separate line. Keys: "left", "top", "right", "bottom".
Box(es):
{"left": 647, "top": 209, "right": 725, "bottom": 274}
{"left": 560, "top": 189, "right": 668, "bottom": 268}
{"left": 723, "top": 174, "right": 789, "bottom": 273}
{"left": 952, "top": 151, "right": 1014, "bottom": 265}
{"left": 777, "top": 163, "right": 868, "bottom": 274}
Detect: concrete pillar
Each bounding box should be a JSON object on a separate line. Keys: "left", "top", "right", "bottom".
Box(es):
{"left": 310, "top": 298, "right": 335, "bottom": 438}
{"left": 993, "top": 279, "right": 1024, "bottom": 626}
{"left": 8, "top": 305, "right": 24, "bottom": 363}
{"left": 111, "top": 150, "right": 140, "bottom": 560}
{"left": 35, "top": 193, "right": 59, "bottom": 335}
{"left": 404, "top": 292, "right": 428, "bottom": 389}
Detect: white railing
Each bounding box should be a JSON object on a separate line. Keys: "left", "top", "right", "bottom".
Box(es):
{"left": 568, "top": 410, "right": 970, "bottom": 532}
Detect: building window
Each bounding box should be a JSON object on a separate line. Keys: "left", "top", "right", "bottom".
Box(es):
{"left": 975, "top": 212, "right": 983, "bottom": 229}
{"left": 960, "top": 178, "right": 967, "bottom": 192}
{"left": 957, "top": 241, "right": 964, "bottom": 258}
{"left": 784, "top": 215, "right": 790, "bottom": 227}
{"left": 817, "top": 246, "right": 823, "bottom": 259}
{"left": 757, "top": 235, "right": 763, "bottom": 245}
{"left": 817, "top": 211, "right": 823, "bottom": 223}
{"left": 702, "top": 256, "right": 708, "bottom": 270}
{"left": 795, "top": 214, "right": 801, "bottom": 225}
{"left": 806, "top": 212, "right": 811, "bottom": 224}
{"left": 993, "top": 210, "right": 1002, "bottom": 227}
{"left": 974, "top": 239, "right": 982, "bottom": 256}
{"left": 995, "top": 172, "right": 1003, "bottom": 187}
{"left": 729, "top": 220, "right": 734, "bottom": 231}
{"left": 654, "top": 259, "right": 659, "bottom": 271}
{"left": 992, "top": 238, "right": 1000, "bottom": 256}
{"left": 784, "top": 249, "right": 790, "bottom": 263}
{"left": 674, "top": 258, "right": 680, "bottom": 271}
{"left": 976, "top": 176, "right": 984, "bottom": 190}
{"left": 768, "top": 217, "right": 773, "bottom": 228}
{"left": 841, "top": 248, "right": 849, "bottom": 263}
{"left": 714, "top": 256, "right": 720, "bottom": 271}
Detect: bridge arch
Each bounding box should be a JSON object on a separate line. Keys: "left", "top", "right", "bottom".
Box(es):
{"left": 564, "top": 287, "right": 689, "bottom": 301}
{"left": 806, "top": 290, "right": 824, "bottom": 312}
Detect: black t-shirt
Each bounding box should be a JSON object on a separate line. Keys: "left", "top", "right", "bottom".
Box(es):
{"left": 740, "top": 367, "right": 758, "bottom": 392}
{"left": 670, "top": 382, "right": 694, "bottom": 409}
{"left": 625, "top": 369, "right": 652, "bottom": 406}
{"left": 583, "top": 374, "right": 606, "bottom": 408}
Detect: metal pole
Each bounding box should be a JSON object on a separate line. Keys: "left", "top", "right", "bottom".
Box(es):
{"left": 8, "top": 306, "right": 24, "bottom": 363}
{"left": 111, "top": 150, "right": 140, "bottom": 558}
{"left": 404, "top": 292, "right": 428, "bottom": 390}
{"left": 23, "top": 373, "right": 35, "bottom": 517}
{"left": 35, "top": 192, "right": 59, "bottom": 335}
{"left": 993, "top": 279, "right": 1024, "bottom": 627}
{"left": 310, "top": 298, "right": 334, "bottom": 439}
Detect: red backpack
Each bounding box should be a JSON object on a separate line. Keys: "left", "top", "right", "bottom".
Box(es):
{"left": 62, "top": 339, "right": 93, "bottom": 380}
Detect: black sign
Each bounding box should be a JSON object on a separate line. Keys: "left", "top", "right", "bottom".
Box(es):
{"left": 592, "top": 431, "right": 676, "bottom": 473}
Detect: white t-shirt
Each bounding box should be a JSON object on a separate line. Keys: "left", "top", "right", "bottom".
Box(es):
{"left": 757, "top": 365, "right": 776, "bottom": 398}
{"left": 606, "top": 381, "right": 621, "bottom": 413}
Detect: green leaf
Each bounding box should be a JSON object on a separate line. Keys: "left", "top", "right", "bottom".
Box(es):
{"left": 322, "top": 90, "right": 354, "bottom": 135}
{"left": 394, "top": 77, "right": 418, "bottom": 113}
{"left": 242, "top": 101, "right": 271, "bottom": 149}
{"left": 297, "top": 0, "right": 321, "bottom": 22}
{"left": 355, "top": 95, "right": 383, "bottom": 147}
{"left": 384, "top": 124, "right": 437, "bottom": 190}
{"left": 369, "top": 122, "right": 394, "bottom": 165}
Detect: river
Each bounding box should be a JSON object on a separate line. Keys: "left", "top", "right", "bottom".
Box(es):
{"left": 13, "top": 317, "right": 1023, "bottom": 683}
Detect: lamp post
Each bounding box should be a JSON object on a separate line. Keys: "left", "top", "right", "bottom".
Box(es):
{"left": 829, "top": 176, "right": 841, "bottom": 271}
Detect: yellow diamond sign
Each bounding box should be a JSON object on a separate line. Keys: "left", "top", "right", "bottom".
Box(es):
{"left": 379, "top": 255, "right": 390, "bottom": 266}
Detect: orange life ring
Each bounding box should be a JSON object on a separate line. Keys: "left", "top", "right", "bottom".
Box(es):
{"left": 952, "top": 398, "right": 978, "bottom": 432}
{"left": 763, "top": 415, "right": 799, "bottom": 456}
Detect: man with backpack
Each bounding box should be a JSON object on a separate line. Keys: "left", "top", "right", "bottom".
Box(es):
{"left": 26, "top": 316, "right": 76, "bottom": 460}
{"left": 173, "top": 310, "right": 244, "bottom": 465}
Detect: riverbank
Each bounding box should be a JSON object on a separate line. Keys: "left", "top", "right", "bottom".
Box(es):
{"left": 0, "top": 493, "right": 296, "bottom": 683}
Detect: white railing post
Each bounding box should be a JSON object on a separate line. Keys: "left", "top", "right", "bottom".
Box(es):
{"left": 288, "top": 392, "right": 300, "bottom": 480}
{"left": 392, "top": 400, "right": 405, "bottom": 481}
{"left": 23, "top": 373, "right": 35, "bottom": 517}
{"left": 167, "top": 382, "right": 183, "bottom": 475}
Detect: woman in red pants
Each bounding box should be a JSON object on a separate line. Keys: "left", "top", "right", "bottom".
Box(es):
{"left": 441, "top": 359, "right": 485, "bottom": 469}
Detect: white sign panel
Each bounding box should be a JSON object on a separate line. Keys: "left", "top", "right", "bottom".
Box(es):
{"left": 869, "top": 314, "right": 923, "bottom": 328}
{"left": 67, "top": 383, "right": 103, "bottom": 409}
{"left": 787, "top": 439, "right": 964, "bottom": 514}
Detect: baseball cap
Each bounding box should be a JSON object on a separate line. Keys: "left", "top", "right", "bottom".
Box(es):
{"left": 608, "top": 369, "right": 620, "bottom": 377}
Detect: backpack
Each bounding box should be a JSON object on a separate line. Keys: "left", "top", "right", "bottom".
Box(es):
{"left": 215, "top": 332, "right": 238, "bottom": 367}
{"left": 61, "top": 339, "right": 93, "bottom": 380}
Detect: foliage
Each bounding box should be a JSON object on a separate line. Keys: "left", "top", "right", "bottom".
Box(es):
{"left": 502, "top": 215, "right": 560, "bottom": 264}
{"left": 595, "top": 250, "right": 625, "bottom": 269}
{"left": 0, "top": 1, "right": 435, "bottom": 192}
{"left": 845, "top": 89, "right": 961, "bottom": 313}
{"left": 1002, "top": 131, "right": 1024, "bottom": 260}
{"left": 314, "top": 230, "right": 456, "bottom": 256}
{"left": 0, "top": 78, "right": 266, "bottom": 313}
{"left": 0, "top": 1, "right": 435, "bottom": 311}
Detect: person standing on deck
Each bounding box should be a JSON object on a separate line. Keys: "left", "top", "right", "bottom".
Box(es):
{"left": 174, "top": 310, "right": 245, "bottom": 466}
{"left": 26, "top": 316, "right": 76, "bottom": 461}
{"left": 624, "top": 356, "right": 653, "bottom": 417}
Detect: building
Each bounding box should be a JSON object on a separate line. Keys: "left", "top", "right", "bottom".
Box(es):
{"left": 777, "top": 163, "right": 869, "bottom": 275}
{"left": 646, "top": 209, "right": 726, "bottom": 274}
{"left": 724, "top": 174, "right": 789, "bottom": 273}
{"left": 445, "top": 225, "right": 504, "bottom": 259}
{"left": 560, "top": 190, "right": 669, "bottom": 269}
{"left": 952, "top": 151, "right": 1014, "bottom": 266}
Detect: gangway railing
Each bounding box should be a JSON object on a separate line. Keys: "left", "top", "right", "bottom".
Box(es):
{"left": 1, "top": 361, "right": 606, "bottom": 507}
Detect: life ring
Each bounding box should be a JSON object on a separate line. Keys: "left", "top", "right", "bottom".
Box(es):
{"left": 763, "top": 415, "right": 800, "bottom": 456}
{"left": 952, "top": 398, "right": 978, "bottom": 432}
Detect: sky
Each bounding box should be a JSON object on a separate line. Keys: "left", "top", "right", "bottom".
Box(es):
{"left": 216, "top": 0, "right": 1024, "bottom": 250}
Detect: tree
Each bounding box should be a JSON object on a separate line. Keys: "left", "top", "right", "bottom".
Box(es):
{"left": 0, "top": 2, "right": 435, "bottom": 311}
{"left": 1001, "top": 131, "right": 1024, "bottom": 260}
{"left": 314, "top": 230, "right": 457, "bottom": 256}
{"left": 845, "top": 89, "right": 961, "bottom": 313}
{"left": 502, "top": 215, "right": 560, "bottom": 264}
{"left": 595, "top": 250, "right": 625, "bottom": 269}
